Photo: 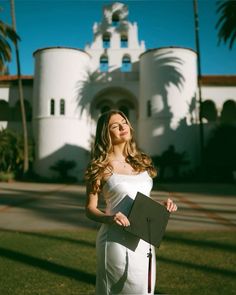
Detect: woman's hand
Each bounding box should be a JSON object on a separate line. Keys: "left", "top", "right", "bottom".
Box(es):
{"left": 113, "top": 212, "right": 130, "bottom": 227}
{"left": 164, "top": 198, "right": 178, "bottom": 212}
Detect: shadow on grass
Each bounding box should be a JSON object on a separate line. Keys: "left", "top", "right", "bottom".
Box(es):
{"left": 156, "top": 255, "right": 236, "bottom": 278}
{"left": 0, "top": 246, "right": 96, "bottom": 285}
{"left": 164, "top": 232, "right": 236, "bottom": 253}
{"left": 0, "top": 228, "right": 96, "bottom": 248}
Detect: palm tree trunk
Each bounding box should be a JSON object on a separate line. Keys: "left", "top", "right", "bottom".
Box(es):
{"left": 193, "top": 0, "right": 204, "bottom": 169}
{"left": 10, "top": 0, "right": 29, "bottom": 174}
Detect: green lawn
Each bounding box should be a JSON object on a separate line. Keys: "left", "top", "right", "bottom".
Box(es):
{"left": 0, "top": 229, "right": 235, "bottom": 295}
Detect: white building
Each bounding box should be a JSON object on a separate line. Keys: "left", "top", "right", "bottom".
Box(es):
{"left": 0, "top": 2, "right": 236, "bottom": 181}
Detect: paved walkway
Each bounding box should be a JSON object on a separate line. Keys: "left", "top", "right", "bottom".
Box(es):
{"left": 0, "top": 181, "right": 235, "bottom": 232}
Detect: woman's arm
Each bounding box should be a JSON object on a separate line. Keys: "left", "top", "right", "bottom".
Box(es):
{"left": 85, "top": 185, "right": 113, "bottom": 224}
{"left": 85, "top": 184, "right": 130, "bottom": 227}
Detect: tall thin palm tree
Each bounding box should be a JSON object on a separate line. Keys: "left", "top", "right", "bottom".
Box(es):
{"left": 0, "top": 7, "right": 19, "bottom": 73}
{"left": 193, "top": 0, "right": 204, "bottom": 168}
{"left": 216, "top": 0, "right": 236, "bottom": 49}
{"left": 10, "top": 0, "right": 29, "bottom": 174}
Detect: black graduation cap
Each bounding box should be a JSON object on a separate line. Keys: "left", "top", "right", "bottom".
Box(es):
{"left": 124, "top": 191, "right": 170, "bottom": 247}
{"left": 124, "top": 191, "right": 170, "bottom": 293}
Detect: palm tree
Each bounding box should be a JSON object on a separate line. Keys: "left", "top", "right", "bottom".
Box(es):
{"left": 0, "top": 7, "right": 19, "bottom": 73}
{"left": 10, "top": 0, "right": 29, "bottom": 174}
{"left": 193, "top": 0, "right": 204, "bottom": 168}
{"left": 216, "top": 0, "right": 236, "bottom": 49}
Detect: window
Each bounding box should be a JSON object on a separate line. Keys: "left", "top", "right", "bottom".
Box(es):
{"left": 221, "top": 100, "right": 236, "bottom": 123}
{"left": 103, "top": 33, "right": 110, "bottom": 48}
{"left": 100, "top": 55, "right": 109, "bottom": 72}
{"left": 112, "top": 13, "right": 119, "bottom": 26}
{"left": 24, "top": 100, "right": 32, "bottom": 121}
{"left": 60, "top": 99, "right": 65, "bottom": 115}
{"left": 119, "top": 105, "right": 129, "bottom": 119}
{"left": 201, "top": 100, "right": 217, "bottom": 122}
{"left": 147, "top": 100, "right": 151, "bottom": 117}
{"left": 101, "top": 105, "right": 111, "bottom": 114}
{"left": 0, "top": 100, "right": 10, "bottom": 121}
{"left": 13, "top": 100, "right": 32, "bottom": 121}
{"left": 121, "top": 55, "right": 131, "bottom": 72}
{"left": 50, "top": 99, "right": 55, "bottom": 115}
{"left": 120, "top": 35, "right": 128, "bottom": 48}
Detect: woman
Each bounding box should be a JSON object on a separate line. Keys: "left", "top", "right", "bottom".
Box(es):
{"left": 85, "top": 110, "right": 177, "bottom": 295}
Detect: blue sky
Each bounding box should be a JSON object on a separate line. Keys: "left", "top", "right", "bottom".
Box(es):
{"left": 1, "top": 0, "right": 235, "bottom": 75}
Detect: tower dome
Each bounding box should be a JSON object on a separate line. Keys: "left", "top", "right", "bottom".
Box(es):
{"left": 139, "top": 47, "right": 198, "bottom": 166}
{"left": 33, "top": 47, "right": 91, "bottom": 180}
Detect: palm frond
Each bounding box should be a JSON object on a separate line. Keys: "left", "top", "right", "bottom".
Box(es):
{"left": 216, "top": 0, "right": 236, "bottom": 49}
{"left": 0, "top": 14, "right": 20, "bottom": 71}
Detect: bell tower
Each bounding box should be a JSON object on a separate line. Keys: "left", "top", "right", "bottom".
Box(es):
{"left": 85, "top": 2, "right": 145, "bottom": 72}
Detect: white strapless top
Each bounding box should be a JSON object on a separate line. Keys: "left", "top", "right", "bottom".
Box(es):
{"left": 102, "top": 171, "right": 153, "bottom": 216}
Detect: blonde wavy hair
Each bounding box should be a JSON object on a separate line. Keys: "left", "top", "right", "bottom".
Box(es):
{"left": 85, "top": 110, "right": 157, "bottom": 193}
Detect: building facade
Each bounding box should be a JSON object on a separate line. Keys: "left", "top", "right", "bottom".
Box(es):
{"left": 0, "top": 2, "right": 236, "bottom": 180}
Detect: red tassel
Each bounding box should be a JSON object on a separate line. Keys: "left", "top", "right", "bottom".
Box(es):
{"left": 147, "top": 248, "right": 152, "bottom": 293}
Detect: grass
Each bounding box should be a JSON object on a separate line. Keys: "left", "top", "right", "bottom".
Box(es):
{"left": 0, "top": 229, "right": 235, "bottom": 295}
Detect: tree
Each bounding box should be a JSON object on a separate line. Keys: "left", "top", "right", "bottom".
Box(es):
{"left": 10, "top": 0, "right": 29, "bottom": 174}
{"left": 216, "top": 0, "right": 236, "bottom": 49}
{"left": 0, "top": 129, "right": 33, "bottom": 176}
{"left": 0, "top": 7, "right": 19, "bottom": 72}
{"left": 204, "top": 124, "right": 236, "bottom": 181}
{"left": 0, "top": 129, "right": 18, "bottom": 173}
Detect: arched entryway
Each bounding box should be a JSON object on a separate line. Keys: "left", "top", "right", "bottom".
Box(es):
{"left": 91, "top": 86, "right": 138, "bottom": 131}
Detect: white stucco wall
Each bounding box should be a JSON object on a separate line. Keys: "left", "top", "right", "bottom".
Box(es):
{"left": 33, "top": 47, "right": 91, "bottom": 180}
{"left": 0, "top": 86, "right": 10, "bottom": 102}
{"left": 139, "top": 47, "right": 199, "bottom": 169}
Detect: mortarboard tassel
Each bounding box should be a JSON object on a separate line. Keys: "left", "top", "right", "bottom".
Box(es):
{"left": 147, "top": 218, "right": 152, "bottom": 293}
{"left": 147, "top": 246, "right": 152, "bottom": 293}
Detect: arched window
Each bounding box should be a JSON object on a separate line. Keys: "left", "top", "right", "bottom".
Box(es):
{"left": 103, "top": 33, "right": 110, "bottom": 49}
{"left": 147, "top": 100, "right": 152, "bottom": 117}
{"left": 24, "top": 100, "right": 32, "bottom": 121}
{"left": 0, "top": 100, "right": 10, "bottom": 121}
{"left": 119, "top": 105, "right": 129, "bottom": 119}
{"left": 120, "top": 34, "right": 128, "bottom": 48}
{"left": 60, "top": 99, "right": 65, "bottom": 115}
{"left": 221, "top": 100, "right": 236, "bottom": 123}
{"left": 201, "top": 100, "right": 217, "bottom": 122}
{"left": 13, "top": 100, "right": 32, "bottom": 121}
{"left": 121, "top": 55, "right": 131, "bottom": 72}
{"left": 13, "top": 101, "right": 21, "bottom": 121}
{"left": 101, "top": 105, "right": 111, "bottom": 114}
{"left": 100, "top": 55, "right": 109, "bottom": 72}
{"left": 50, "top": 99, "right": 55, "bottom": 115}
{"left": 112, "top": 13, "right": 119, "bottom": 26}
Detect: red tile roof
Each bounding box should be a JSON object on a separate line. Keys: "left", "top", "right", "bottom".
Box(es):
{"left": 0, "top": 75, "right": 33, "bottom": 81}
{"left": 201, "top": 75, "right": 236, "bottom": 86}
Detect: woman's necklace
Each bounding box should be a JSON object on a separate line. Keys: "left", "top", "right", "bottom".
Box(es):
{"left": 112, "top": 159, "right": 127, "bottom": 168}
{"left": 111, "top": 158, "right": 136, "bottom": 175}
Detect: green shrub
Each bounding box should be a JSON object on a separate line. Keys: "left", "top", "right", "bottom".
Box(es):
{"left": 50, "top": 159, "right": 77, "bottom": 182}
{"left": 0, "top": 128, "right": 33, "bottom": 178}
